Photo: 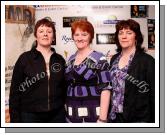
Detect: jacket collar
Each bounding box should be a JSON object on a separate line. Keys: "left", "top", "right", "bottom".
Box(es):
{"left": 31, "top": 44, "right": 56, "bottom": 59}
{"left": 127, "top": 50, "right": 143, "bottom": 73}
{"left": 111, "top": 50, "right": 143, "bottom": 73}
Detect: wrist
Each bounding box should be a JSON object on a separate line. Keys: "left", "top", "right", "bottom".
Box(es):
{"left": 98, "top": 117, "right": 108, "bottom": 123}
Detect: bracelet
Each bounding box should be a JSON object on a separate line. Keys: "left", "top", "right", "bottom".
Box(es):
{"left": 98, "top": 117, "right": 108, "bottom": 123}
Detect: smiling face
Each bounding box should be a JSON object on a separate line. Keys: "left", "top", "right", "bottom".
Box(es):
{"left": 118, "top": 28, "right": 136, "bottom": 49}
{"left": 73, "top": 28, "right": 91, "bottom": 50}
{"left": 36, "top": 25, "right": 53, "bottom": 47}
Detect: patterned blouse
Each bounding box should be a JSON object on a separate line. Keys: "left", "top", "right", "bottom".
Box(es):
{"left": 109, "top": 53, "right": 134, "bottom": 120}
{"left": 65, "top": 51, "right": 112, "bottom": 122}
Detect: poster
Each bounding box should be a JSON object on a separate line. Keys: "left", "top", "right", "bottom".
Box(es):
{"left": 131, "top": 5, "right": 148, "bottom": 18}
{"left": 96, "top": 33, "right": 115, "bottom": 44}
{"left": 148, "top": 19, "right": 155, "bottom": 49}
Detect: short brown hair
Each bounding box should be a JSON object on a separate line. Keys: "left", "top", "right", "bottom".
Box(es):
{"left": 71, "top": 20, "right": 94, "bottom": 44}
{"left": 34, "top": 18, "right": 56, "bottom": 42}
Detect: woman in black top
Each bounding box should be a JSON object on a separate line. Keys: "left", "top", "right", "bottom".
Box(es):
{"left": 109, "top": 19, "right": 155, "bottom": 123}
{"left": 9, "top": 18, "right": 66, "bottom": 123}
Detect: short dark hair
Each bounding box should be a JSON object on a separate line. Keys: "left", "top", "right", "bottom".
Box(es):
{"left": 34, "top": 18, "right": 56, "bottom": 43}
{"left": 115, "top": 19, "right": 145, "bottom": 52}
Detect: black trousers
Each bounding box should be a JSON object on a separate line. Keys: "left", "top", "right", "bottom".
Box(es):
{"left": 108, "top": 113, "right": 148, "bottom": 123}
{"left": 108, "top": 113, "right": 125, "bottom": 123}
{"left": 20, "top": 108, "right": 66, "bottom": 123}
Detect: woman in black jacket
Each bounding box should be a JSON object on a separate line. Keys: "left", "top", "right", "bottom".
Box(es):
{"left": 109, "top": 19, "right": 155, "bottom": 123}
{"left": 9, "top": 18, "right": 66, "bottom": 123}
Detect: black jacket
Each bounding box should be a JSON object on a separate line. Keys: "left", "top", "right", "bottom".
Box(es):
{"left": 110, "top": 51, "right": 155, "bottom": 122}
{"left": 9, "top": 46, "right": 66, "bottom": 122}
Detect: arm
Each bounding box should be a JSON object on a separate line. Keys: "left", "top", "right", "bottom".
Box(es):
{"left": 97, "top": 90, "right": 111, "bottom": 123}
{"left": 9, "top": 55, "right": 24, "bottom": 122}
{"left": 96, "top": 57, "right": 112, "bottom": 123}
{"left": 147, "top": 57, "right": 155, "bottom": 122}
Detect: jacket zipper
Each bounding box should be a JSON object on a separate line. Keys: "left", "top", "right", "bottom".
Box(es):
{"left": 47, "top": 59, "right": 51, "bottom": 111}
{"left": 40, "top": 51, "right": 51, "bottom": 111}
{"left": 48, "top": 74, "right": 50, "bottom": 111}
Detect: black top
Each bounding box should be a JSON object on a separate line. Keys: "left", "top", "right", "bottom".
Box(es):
{"left": 110, "top": 51, "right": 155, "bottom": 122}
{"left": 9, "top": 46, "right": 67, "bottom": 122}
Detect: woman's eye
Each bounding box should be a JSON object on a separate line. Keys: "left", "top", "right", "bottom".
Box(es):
{"left": 39, "top": 30, "right": 43, "bottom": 33}
{"left": 82, "top": 34, "right": 88, "bottom": 36}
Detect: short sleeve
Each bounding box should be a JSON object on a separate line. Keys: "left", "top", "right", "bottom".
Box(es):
{"left": 96, "top": 57, "right": 112, "bottom": 92}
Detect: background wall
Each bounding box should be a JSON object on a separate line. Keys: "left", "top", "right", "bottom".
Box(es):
{"left": 35, "top": 5, "right": 155, "bottom": 61}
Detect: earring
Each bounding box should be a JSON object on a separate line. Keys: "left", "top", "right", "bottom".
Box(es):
{"left": 135, "top": 41, "right": 137, "bottom": 46}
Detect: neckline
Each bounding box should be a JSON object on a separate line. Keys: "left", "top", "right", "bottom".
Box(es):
{"left": 117, "top": 53, "right": 135, "bottom": 70}
{"left": 73, "top": 50, "right": 94, "bottom": 66}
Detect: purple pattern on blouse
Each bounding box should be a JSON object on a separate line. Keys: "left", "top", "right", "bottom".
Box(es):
{"left": 65, "top": 51, "right": 112, "bottom": 122}
{"left": 110, "top": 53, "right": 134, "bottom": 120}
{"left": 84, "top": 69, "right": 94, "bottom": 80}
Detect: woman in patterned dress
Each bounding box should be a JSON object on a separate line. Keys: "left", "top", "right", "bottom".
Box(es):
{"left": 109, "top": 19, "right": 155, "bottom": 123}
{"left": 65, "top": 20, "right": 111, "bottom": 123}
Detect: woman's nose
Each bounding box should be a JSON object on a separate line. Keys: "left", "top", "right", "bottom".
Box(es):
{"left": 77, "top": 39, "right": 83, "bottom": 42}
{"left": 44, "top": 32, "right": 48, "bottom": 36}
{"left": 76, "top": 36, "right": 83, "bottom": 40}
{"left": 77, "top": 35, "right": 82, "bottom": 39}
{"left": 121, "top": 33, "right": 127, "bottom": 38}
